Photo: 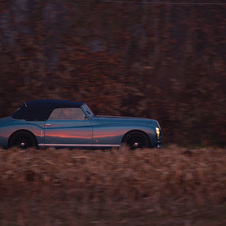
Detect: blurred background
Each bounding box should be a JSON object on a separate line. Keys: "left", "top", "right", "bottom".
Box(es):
{"left": 0, "top": 0, "right": 226, "bottom": 147}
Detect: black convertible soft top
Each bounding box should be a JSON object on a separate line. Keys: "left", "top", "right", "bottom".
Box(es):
{"left": 11, "top": 99, "right": 85, "bottom": 121}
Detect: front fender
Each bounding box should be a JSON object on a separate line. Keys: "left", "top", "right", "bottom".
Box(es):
{"left": 92, "top": 123, "right": 156, "bottom": 147}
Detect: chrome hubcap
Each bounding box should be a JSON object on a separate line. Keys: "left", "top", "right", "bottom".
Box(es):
{"left": 133, "top": 142, "right": 139, "bottom": 147}
{"left": 20, "top": 142, "right": 25, "bottom": 147}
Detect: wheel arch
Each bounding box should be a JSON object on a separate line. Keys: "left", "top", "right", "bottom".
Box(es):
{"left": 121, "top": 129, "right": 151, "bottom": 147}
{"left": 8, "top": 129, "right": 38, "bottom": 148}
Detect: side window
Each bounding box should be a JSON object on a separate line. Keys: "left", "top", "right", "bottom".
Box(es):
{"left": 48, "top": 108, "right": 86, "bottom": 120}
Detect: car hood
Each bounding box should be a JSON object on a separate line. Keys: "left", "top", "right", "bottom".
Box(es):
{"left": 96, "top": 115, "right": 154, "bottom": 125}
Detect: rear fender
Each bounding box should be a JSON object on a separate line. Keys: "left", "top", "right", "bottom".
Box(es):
{"left": 0, "top": 120, "right": 45, "bottom": 148}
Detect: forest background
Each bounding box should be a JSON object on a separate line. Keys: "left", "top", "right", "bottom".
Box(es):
{"left": 1, "top": 0, "right": 226, "bottom": 147}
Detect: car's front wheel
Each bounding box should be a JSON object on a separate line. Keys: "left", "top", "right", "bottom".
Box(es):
{"left": 9, "top": 131, "right": 37, "bottom": 149}
{"left": 122, "top": 131, "right": 150, "bottom": 149}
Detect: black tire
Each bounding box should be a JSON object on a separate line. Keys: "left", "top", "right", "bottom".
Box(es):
{"left": 9, "top": 131, "right": 37, "bottom": 149}
{"left": 122, "top": 131, "right": 150, "bottom": 150}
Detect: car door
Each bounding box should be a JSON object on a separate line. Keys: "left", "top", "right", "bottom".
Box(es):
{"left": 44, "top": 108, "right": 92, "bottom": 147}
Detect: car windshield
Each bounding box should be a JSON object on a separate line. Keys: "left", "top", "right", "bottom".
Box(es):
{"left": 82, "top": 104, "right": 95, "bottom": 118}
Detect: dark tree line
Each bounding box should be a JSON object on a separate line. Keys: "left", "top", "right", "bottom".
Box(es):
{"left": 0, "top": 0, "right": 226, "bottom": 146}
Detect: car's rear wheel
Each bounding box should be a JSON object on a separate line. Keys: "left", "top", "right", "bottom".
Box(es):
{"left": 122, "top": 131, "right": 150, "bottom": 150}
{"left": 9, "top": 131, "right": 37, "bottom": 149}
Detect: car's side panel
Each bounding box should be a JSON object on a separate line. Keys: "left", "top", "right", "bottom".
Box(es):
{"left": 44, "top": 119, "right": 92, "bottom": 147}
{"left": 92, "top": 125, "right": 123, "bottom": 146}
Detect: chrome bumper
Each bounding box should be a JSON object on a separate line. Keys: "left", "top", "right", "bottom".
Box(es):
{"left": 156, "top": 137, "right": 163, "bottom": 148}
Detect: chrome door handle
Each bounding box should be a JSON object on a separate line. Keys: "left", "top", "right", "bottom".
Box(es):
{"left": 45, "top": 124, "right": 51, "bottom": 126}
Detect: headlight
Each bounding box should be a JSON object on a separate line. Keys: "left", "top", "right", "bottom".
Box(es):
{"left": 156, "top": 127, "right": 160, "bottom": 139}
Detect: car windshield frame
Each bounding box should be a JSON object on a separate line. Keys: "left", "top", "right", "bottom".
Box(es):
{"left": 81, "top": 104, "right": 95, "bottom": 118}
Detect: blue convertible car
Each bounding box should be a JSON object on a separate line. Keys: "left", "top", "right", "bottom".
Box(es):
{"left": 0, "top": 100, "right": 162, "bottom": 149}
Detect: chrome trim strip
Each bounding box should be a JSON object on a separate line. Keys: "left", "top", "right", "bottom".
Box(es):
{"left": 39, "top": 144, "right": 120, "bottom": 147}
{"left": 93, "top": 144, "right": 120, "bottom": 147}
{"left": 39, "top": 144, "right": 92, "bottom": 147}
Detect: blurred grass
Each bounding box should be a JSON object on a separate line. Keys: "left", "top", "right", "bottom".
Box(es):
{"left": 1, "top": 146, "right": 226, "bottom": 225}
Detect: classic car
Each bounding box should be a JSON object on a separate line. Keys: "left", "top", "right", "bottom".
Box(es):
{"left": 0, "top": 99, "right": 162, "bottom": 149}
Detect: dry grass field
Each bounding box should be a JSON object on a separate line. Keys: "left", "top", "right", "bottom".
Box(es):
{"left": 1, "top": 146, "right": 226, "bottom": 226}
